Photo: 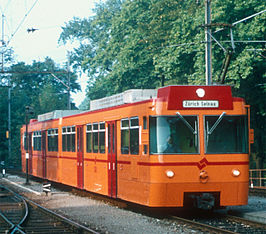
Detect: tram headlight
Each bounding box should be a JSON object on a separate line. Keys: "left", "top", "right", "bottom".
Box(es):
{"left": 166, "top": 170, "right": 175, "bottom": 178}
{"left": 232, "top": 169, "right": 241, "bottom": 177}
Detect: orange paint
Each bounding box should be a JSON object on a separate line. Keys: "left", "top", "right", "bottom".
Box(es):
{"left": 21, "top": 86, "right": 250, "bottom": 208}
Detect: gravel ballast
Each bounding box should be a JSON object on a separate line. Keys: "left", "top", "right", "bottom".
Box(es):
{"left": 0, "top": 174, "right": 200, "bottom": 233}
{"left": 1, "top": 173, "right": 265, "bottom": 233}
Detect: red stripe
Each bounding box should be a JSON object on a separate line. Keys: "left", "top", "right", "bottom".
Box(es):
{"left": 84, "top": 158, "right": 108, "bottom": 163}
{"left": 138, "top": 162, "right": 197, "bottom": 166}
{"left": 46, "top": 155, "right": 58, "bottom": 159}
{"left": 84, "top": 158, "right": 131, "bottom": 165}
{"left": 207, "top": 161, "right": 249, "bottom": 166}
{"left": 117, "top": 160, "right": 131, "bottom": 165}
{"left": 59, "top": 156, "right": 77, "bottom": 160}
{"left": 138, "top": 161, "right": 249, "bottom": 170}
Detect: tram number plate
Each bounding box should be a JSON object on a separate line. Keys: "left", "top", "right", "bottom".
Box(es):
{"left": 183, "top": 100, "right": 219, "bottom": 108}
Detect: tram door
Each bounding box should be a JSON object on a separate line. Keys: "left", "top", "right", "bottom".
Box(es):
{"left": 28, "top": 132, "right": 33, "bottom": 174}
{"left": 41, "top": 131, "right": 47, "bottom": 178}
{"left": 77, "top": 125, "right": 84, "bottom": 189}
{"left": 107, "top": 121, "right": 117, "bottom": 198}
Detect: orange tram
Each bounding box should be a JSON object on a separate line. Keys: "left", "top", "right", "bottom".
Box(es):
{"left": 21, "top": 85, "right": 253, "bottom": 209}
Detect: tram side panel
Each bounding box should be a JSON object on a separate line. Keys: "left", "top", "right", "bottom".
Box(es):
{"left": 81, "top": 119, "right": 108, "bottom": 196}
{"left": 60, "top": 114, "right": 109, "bottom": 195}
{"left": 59, "top": 123, "right": 78, "bottom": 188}
{"left": 45, "top": 124, "right": 60, "bottom": 183}
{"left": 116, "top": 102, "right": 152, "bottom": 205}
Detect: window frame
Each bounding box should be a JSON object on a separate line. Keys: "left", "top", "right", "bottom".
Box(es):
{"left": 47, "top": 128, "right": 58, "bottom": 152}
{"left": 149, "top": 115, "right": 199, "bottom": 155}
{"left": 62, "top": 126, "right": 76, "bottom": 152}
{"left": 204, "top": 114, "right": 248, "bottom": 154}
{"left": 86, "top": 124, "right": 92, "bottom": 153}
{"left": 33, "top": 130, "right": 42, "bottom": 151}
{"left": 87, "top": 122, "right": 106, "bottom": 154}
{"left": 92, "top": 123, "right": 99, "bottom": 153}
{"left": 121, "top": 117, "right": 140, "bottom": 155}
{"left": 99, "top": 122, "right": 106, "bottom": 153}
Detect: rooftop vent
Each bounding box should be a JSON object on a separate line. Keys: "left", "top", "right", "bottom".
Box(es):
{"left": 90, "top": 89, "right": 157, "bottom": 111}
{"left": 37, "top": 110, "right": 83, "bottom": 122}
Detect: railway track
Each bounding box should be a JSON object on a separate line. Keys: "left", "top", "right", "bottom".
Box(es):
{"left": 1, "top": 172, "right": 266, "bottom": 233}
{"left": 0, "top": 185, "right": 98, "bottom": 234}
{"left": 249, "top": 187, "right": 266, "bottom": 198}
{"left": 171, "top": 212, "right": 266, "bottom": 233}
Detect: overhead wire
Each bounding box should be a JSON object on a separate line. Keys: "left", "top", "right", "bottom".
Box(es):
{"left": 6, "top": 0, "right": 39, "bottom": 46}
{"left": 2, "top": 0, "right": 13, "bottom": 14}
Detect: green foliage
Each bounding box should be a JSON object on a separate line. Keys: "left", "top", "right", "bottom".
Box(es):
{"left": 0, "top": 57, "right": 81, "bottom": 168}
{"left": 59, "top": 0, "right": 266, "bottom": 167}
{"left": 0, "top": 88, "right": 8, "bottom": 164}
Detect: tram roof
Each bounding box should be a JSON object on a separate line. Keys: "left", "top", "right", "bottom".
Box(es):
{"left": 36, "top": 85, "right": 238, "bottom": 122}
{"left": 90, "top": 89, "right": 158, "bottom": 111}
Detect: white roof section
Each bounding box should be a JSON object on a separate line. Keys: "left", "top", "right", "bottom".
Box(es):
{"left": 37, "top": 110, "right": 83, "bottom": 122}
{"left": 90, "top": 89, "right": 157, "bottom": 111}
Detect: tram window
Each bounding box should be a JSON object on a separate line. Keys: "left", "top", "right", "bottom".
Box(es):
{"left": 67, "top": 127, "right": 71, "bottom": 151}
{"left": 62, "top": 126, "right": 76, "bottom": 152}
{"left": 99, "top": 122, "right": 105, "bottom": 153}
{"left": 130, "top": 117, "right": 139, "bottom": 154}
{"left": 143, "top": 116, "right": 147, "bottom": 130}
{"left": 48, "top": 128, "right": 58, "bottom": 152}
{"left": 86, "top": 124, "right": 92, "bottom": 153}
{"left": 71, "top": 129, "right": 76, "bottom": 152}
{"left": 122, "top": 119, "right": 129, "bottom": 128}
{"left": 62, "top": 129, "right": 67, "bottom": 151}
{"left": 93, "top": 123, "right": 99, "bottom": 153}
{"left": 121, "top": 119, "right": 129, "bottom": 154}
{"left": 121, "top": 117, "right": 139, "bottom": 155}
{"left": 205, "top": 115, "right": 248, "bottom": 154}
{"left": 143, "top": 144, "right": 148, "bottom": 154}
{"left": 149, "top": 116, "right": 198, "bottom": 154}
{"left": 33, "top": 131, "right": 42, "bottom": 151}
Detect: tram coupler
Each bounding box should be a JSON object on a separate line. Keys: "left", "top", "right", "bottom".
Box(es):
{"left": 190, "top": 193, "right": 215, "bottom": 210}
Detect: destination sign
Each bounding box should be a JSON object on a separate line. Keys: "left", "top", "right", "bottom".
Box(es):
{"left": 183, "top": 100, "right": 219, "bottom": 108}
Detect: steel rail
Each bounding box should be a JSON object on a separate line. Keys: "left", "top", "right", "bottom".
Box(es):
{"left": 170, "top": 215, "right": 235, "bottom": 234}
{"left": 0, "top": 184, "right": 99, "bottom": 234}
{"left": 0, "top": 185, "right": 27, "bottom": 234}
{"left": 224, "top": 214, "right": 266, "bottom": 229}
{"left": 23, "top": 196, "right": 100, "bottom": 234}
{"left": 171, "top": 212, "right": 266, "bottom": 234}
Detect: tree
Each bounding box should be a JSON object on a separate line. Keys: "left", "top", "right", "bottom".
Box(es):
{"left": 60, "top": 0, "right": 265, "bottom": 167}
{"left": 0, "top": 48, "right": 14, "bottom": 167}
{"left": 2, "top": 58, "right": 81, "bottom": 168}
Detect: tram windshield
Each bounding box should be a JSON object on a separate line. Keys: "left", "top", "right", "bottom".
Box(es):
{"left": 150, "top": 116, "right": 198, "bottom": 154}
{"left": 205, "top": 115, "right": 248, "bottom": 154}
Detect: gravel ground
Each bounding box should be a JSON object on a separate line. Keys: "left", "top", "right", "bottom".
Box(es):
{"left": 0, "top": 174, "right": 200, "bottom": 234}
{"left": 1, "top": 173, "right": 265, "bottom": 233}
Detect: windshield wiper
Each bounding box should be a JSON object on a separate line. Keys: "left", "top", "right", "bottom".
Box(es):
{"left": 176, "top": 112, "right": 197, "bottom": 134}
{"left": 207, "top": 112, "right": 226, "bottom": 135}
